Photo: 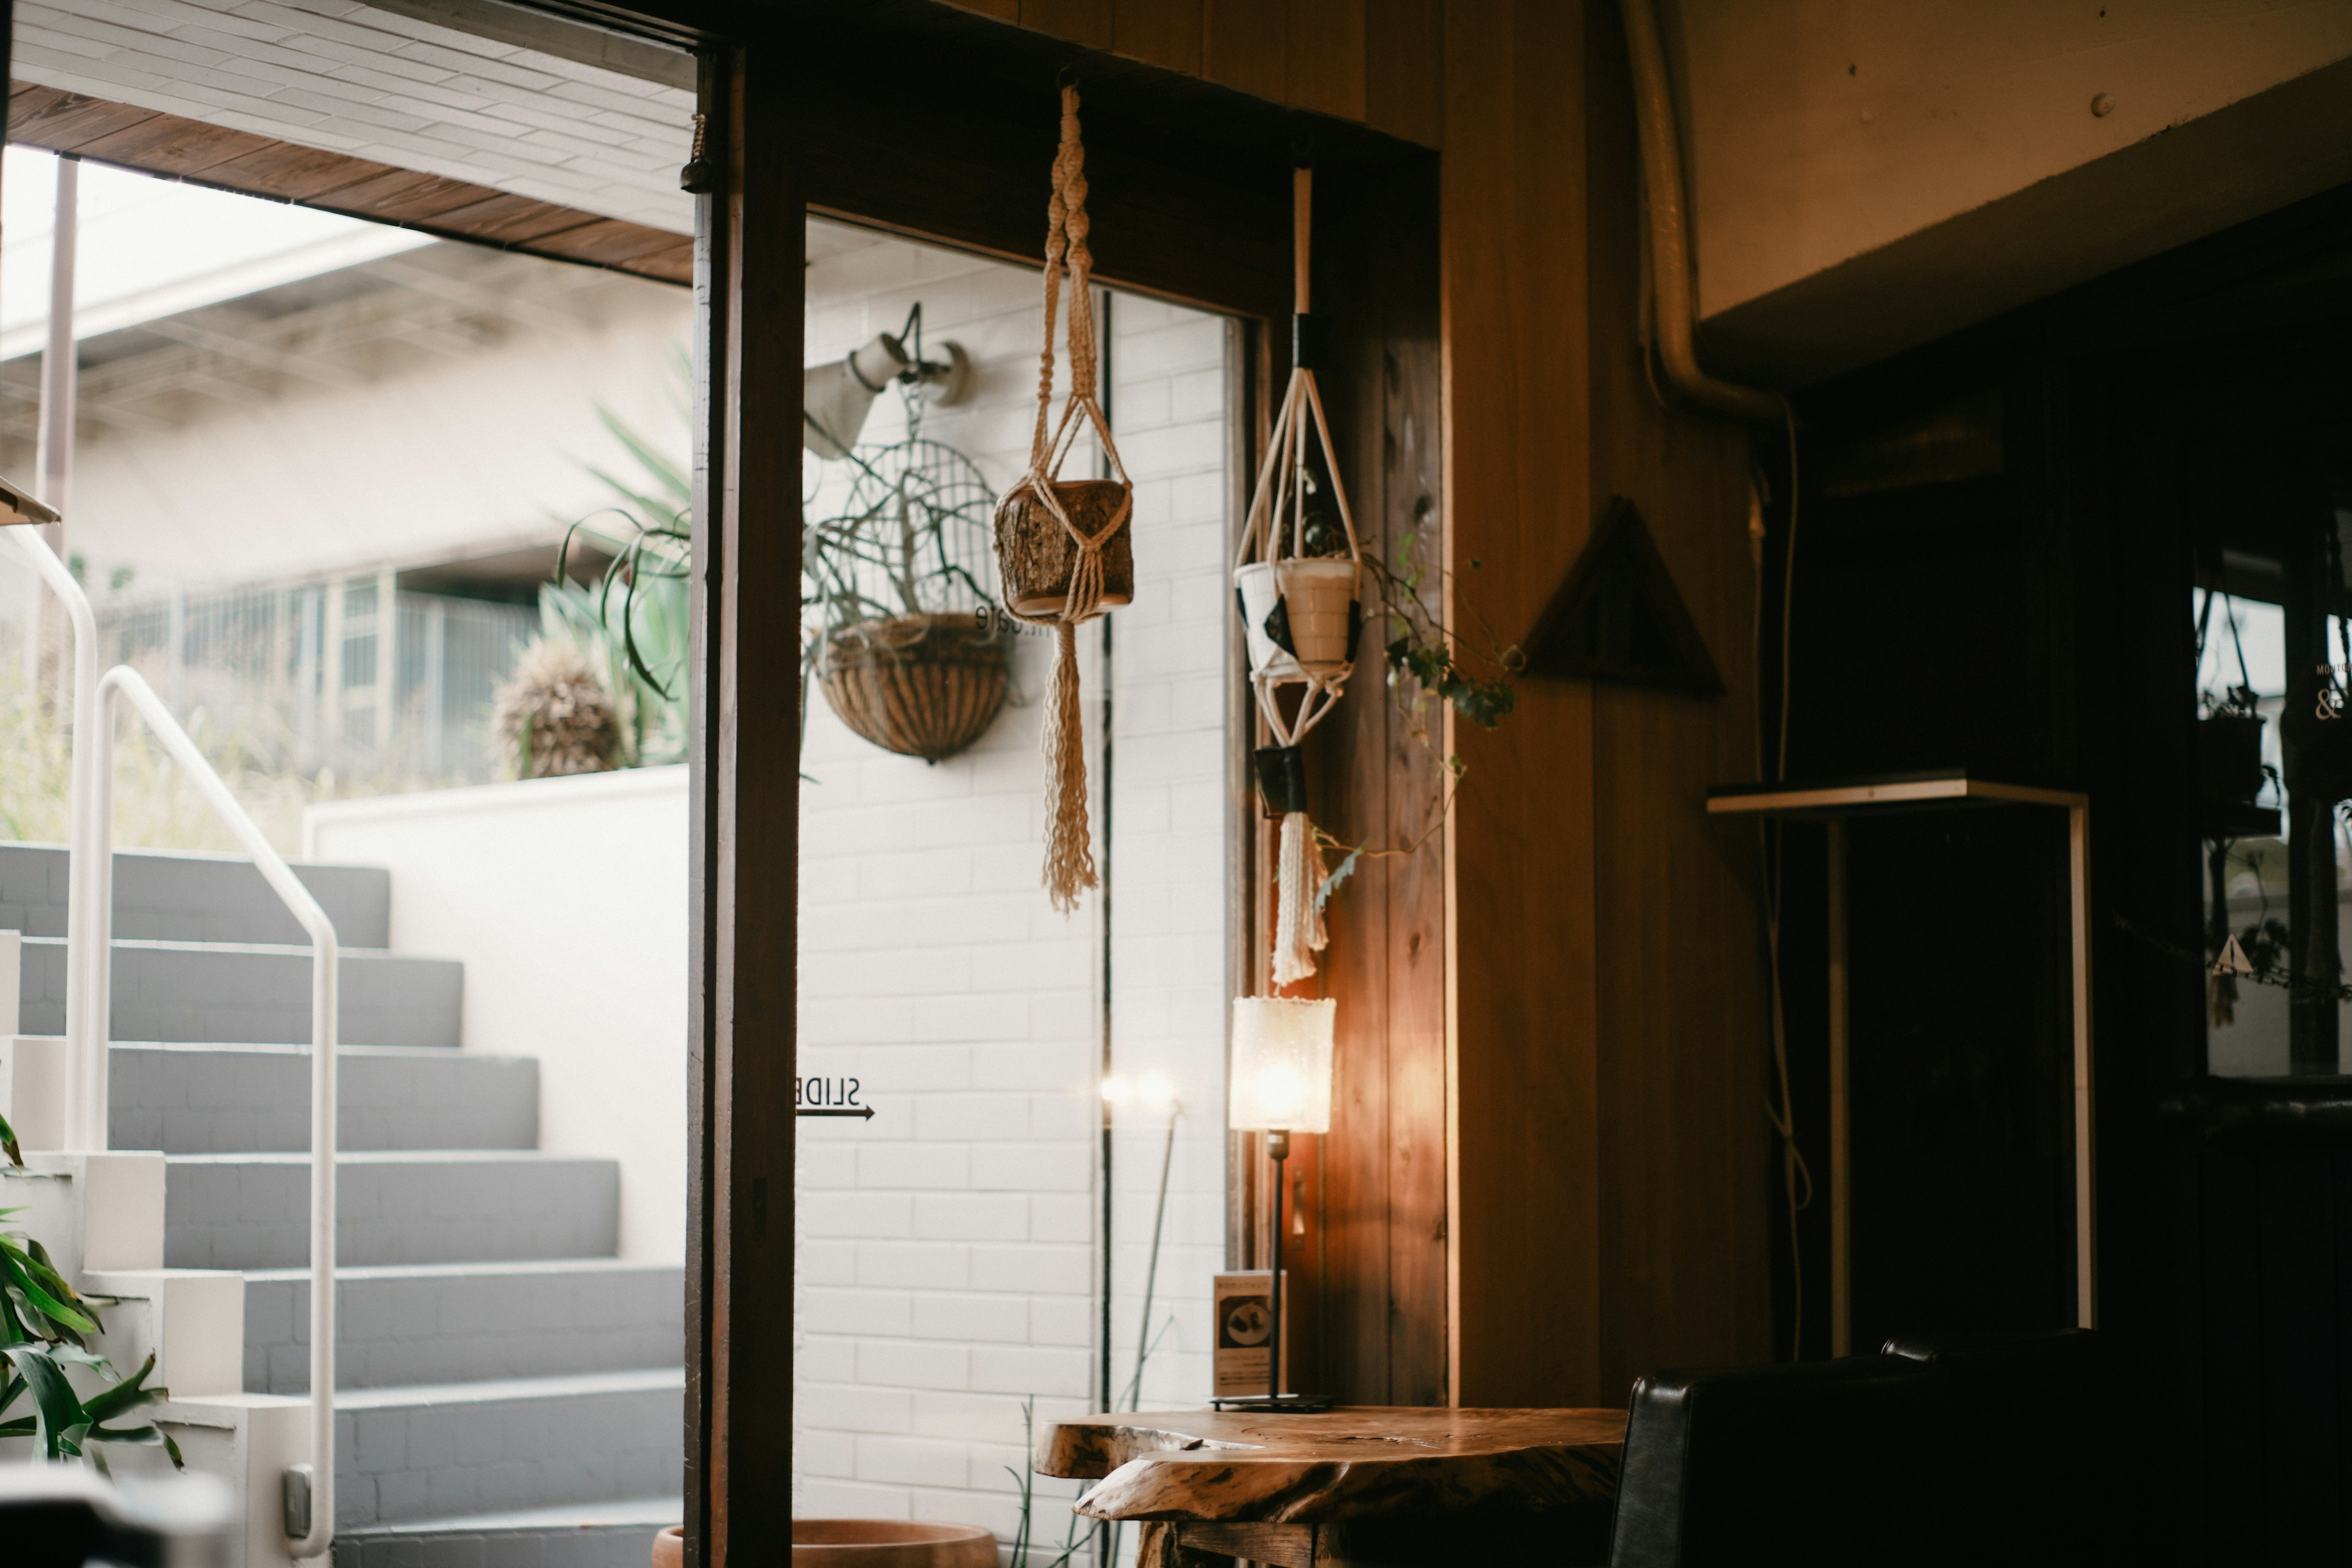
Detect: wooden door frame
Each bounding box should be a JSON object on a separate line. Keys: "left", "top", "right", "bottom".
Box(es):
{"left": 271, "top": 3, "right": 1433, "bottom": 1561}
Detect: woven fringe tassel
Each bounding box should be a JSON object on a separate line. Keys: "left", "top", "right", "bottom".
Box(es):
{"left": 1271, "top": 809, "right": 1328, "bottom": 987}
{"left": 1041, "top": 620, "right": 1098, "bottom": 913}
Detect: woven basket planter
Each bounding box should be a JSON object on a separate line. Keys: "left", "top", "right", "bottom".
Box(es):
{"left": 820, "top": 612, "right": 1009, "bottom": 762}
{"left": 995, "top": 477, "right": 1134, "bottom": 617}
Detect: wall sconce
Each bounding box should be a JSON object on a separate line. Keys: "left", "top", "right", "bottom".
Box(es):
{"left": 0, "top": 475, "right": 58, "bottom": 525}
{"left": 803, "top": 303, "right": 973, "bottom": 460}
{"left": 1219, "top": 995, "right": 1334, "bottom": 1412}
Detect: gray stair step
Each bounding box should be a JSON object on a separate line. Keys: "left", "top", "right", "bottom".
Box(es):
{"left": 244, "top": 1259, "right": 680, "bottom": 1393}
{"left": 18, "top": 937, "right": 461, "bottom": 1046}
{"left": 330, "top": 1371, "right": 682, "bottom": 1531}
{"left": 166, "top": 1152, "right": 619, "bottom": 1269}
{"left": 336, "top": 1496, "right": 680, "bottom": 1568}
{"left": 0, "top": 842, "right": 388, "bottom": 946}
{"left": 110, "top": 1044, "right": 536, "bottom": 1155}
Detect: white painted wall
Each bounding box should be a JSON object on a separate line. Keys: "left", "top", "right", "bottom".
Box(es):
{"left": 303, "top": 764, "right": 687, "bottom": 1264}
{"left": 56, "top": 248, "right": 693, "bottom": 597}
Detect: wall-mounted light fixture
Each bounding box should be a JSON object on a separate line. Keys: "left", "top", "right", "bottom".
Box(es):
{"left": 1218, "top": 995, "right": 1334, "bottom": 1412}
{"left": 804, "top": 302, "right": 973, "bottom": 460}
{"left": 0, "top": 473, "right": 59, "bottom": 526}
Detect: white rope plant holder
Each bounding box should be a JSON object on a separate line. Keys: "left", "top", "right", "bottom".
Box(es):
{"left": 1235, "top": 165, "right": 1363, "bottom": 987}
{"left": 997, "top": 83, "right": 1134, "bottom": 914}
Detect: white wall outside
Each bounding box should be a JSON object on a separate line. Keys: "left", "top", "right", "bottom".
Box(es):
{"left": 304, "top": 764, "right": 688, "bottom": 1264}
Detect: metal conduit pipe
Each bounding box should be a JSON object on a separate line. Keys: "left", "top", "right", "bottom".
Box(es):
{"left": 1621, "top": 0, "right": 1787, "bottom": 425}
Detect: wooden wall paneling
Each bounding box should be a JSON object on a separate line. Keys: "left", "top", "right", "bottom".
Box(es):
{"left": 1111, "top": 0, "right": 1203, "bottom": 77}
{"left": 1310, "top": 154, "right": 1446, "bottom": 1407}
{"left": 1362, "top": 0, "right": 1442, "bottom": 150}
{"left": 793, "top": 63, "right": 1291, "bottom": 320}
{"left": 1441, "top": 0, "right": 1605, "bottom": 1408}
{"left": 1376, "top": 154, "right": 1450, "bottom": 1407}
{"left": 1283, "top": 0, "right": 1368, "bottom": 125}
{"left": 685, "top": 29, "right": 802, "bottom": 1568}
{"left": 1020, "top": 0, "right": 1114, "bottom": 48}
{"left": 1202, "top": 0, "right": 1286, "bottom": 108}
{"left": 1578, "top": 1, "right": 1770, "bottom": 1391}
{"left": 940, "top": 0, "right": 1021, "bottom": 18}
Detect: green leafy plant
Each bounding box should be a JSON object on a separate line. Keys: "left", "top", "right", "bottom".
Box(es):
{"left": 0, "top": 1162, "right": 183, "bottom": 1468}
{"left": 1310, "top": 519, "right": 1525, "bottom": 911}
{"left": 546, "top": 391, "right": 694, "bottom": 771}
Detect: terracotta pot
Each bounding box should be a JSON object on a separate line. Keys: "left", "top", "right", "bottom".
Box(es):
{"left": 791, "top": 1520, "right": 998, "bottom": 1566}
{"left": 652, "top": 1525, "right": 684, "bottom": 1568}
{"left": 1236, "top": 559, "right": 1360, "bottom": 680}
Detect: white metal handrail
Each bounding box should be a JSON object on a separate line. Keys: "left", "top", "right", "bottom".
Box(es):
{"left": 5, "top": 527, "right": 99, "bottom": 1127}
{"left": 94, "top": 666, "right": 338, "bottom": 1559}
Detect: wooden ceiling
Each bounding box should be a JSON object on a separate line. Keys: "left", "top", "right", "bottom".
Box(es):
{"left": 6, "top": 81, "right": 692, "bottom": 287}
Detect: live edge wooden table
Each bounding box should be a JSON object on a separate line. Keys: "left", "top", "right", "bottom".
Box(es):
{"left": 1035, "top": 1406, "right": 1626, "bottom": 1567}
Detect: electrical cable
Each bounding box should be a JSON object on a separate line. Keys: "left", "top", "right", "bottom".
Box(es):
{"left": 1755, "top": 403, "right": 1812, "bottom": 1362}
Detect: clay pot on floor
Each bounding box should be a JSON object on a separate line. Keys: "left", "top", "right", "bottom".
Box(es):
{"left": 653, "top": 1521, "right": 998, "bottom": 1567}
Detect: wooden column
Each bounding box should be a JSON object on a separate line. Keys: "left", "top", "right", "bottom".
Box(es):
{"left": 685, "top": 29, "right": 801, "bottom": 1568}
{"left": 1442, "top": 0, "right": 1769, "bottom": 1406}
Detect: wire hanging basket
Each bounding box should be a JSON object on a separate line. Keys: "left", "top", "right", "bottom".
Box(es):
{"left": 809, "top": 436, "right": 1011, "bottom": 762}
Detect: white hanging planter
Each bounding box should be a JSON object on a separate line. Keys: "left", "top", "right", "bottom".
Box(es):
{"left": 1237, "top": 558, "right": 1361, "bottom": 680}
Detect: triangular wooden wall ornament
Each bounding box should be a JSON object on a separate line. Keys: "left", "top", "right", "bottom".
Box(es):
{"left": 1523, "top": 496, "right": 1725, "bottom": 698}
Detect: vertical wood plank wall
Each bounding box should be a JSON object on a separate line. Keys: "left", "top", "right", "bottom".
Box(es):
{"left": 937, "top": 0, "right": 1773, "bottom": 1407}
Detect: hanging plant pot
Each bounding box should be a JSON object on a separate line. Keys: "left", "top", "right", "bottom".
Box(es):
{"left": 1236, "top": 559, "right": 1360, "bottom": 680}
{"left": 997, "top": 477, "right": 1135, "bottom": 617}
{"left": 820, "top": 612, "right": 1009, "bottom": 763}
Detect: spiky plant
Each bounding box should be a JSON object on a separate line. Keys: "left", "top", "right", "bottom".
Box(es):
{"left": 494, "top": 638, "right": 622, "bottom": 780}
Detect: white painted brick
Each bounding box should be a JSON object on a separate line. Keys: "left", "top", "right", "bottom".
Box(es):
{"left": 913, "top": 1292, "right": 1029, "bottom": 1343}
{"left": 914, "top": 1192, "right": 1029, "bottom": 1242}
{"left": 970, "top": 1344, "right": 1092, "bottom": 1398}
{"left": 968, "top": 1243, "right": 1091, "bottom": 1296}
{"left": 798, "top": 1287, "right": 913, "bottom": 1339}
{"left": 857, "top": 1433, "right": 972, "bottom": 1488}
{"left": 858, "top": 1240, "right": 972, "bottom": 1291}
{"left": 858, "top": 1339, "right": 971, "bottom": 1392}
{"left": 797, "top": 1381, "right": 914, "bottom": 1434}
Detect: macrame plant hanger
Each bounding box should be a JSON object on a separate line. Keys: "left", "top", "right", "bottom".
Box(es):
{"left": 995, "top": 84, "right": 1135, "bottom": 914}
{"left": 1234, "top": 164, "right": 1363, "bottom": 986}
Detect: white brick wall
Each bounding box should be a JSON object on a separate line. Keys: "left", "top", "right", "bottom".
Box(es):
{"left": 794, "top": 222, "right": 1231, "bottom": 1554}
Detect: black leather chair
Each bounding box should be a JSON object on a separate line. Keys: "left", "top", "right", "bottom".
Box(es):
{"left": 1608, "top": 1330, "right": 2122, "bottom": 1568}
{"left": 1882, "top": 1328, "right": 2124, "bottom": 1568}
{"left": 1608, "top": 1354, "right": 1959, "bottom": 1568}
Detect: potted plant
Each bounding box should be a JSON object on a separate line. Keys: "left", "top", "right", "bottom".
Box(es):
{"left": 807, "top": 436, "right": 1012, "bottom": 764}
{"left": 0, "top": 1118, "right": 184, "bottom": 1468}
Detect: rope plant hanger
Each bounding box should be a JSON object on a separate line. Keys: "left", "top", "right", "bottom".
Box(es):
{"left": 994, "top": 83, "right": 1136, "bottom": 913}
{"left": 1235, "top": 164, "right": 1363, "bottom": 986}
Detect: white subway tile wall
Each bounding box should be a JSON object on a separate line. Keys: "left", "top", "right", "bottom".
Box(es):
{"left": 794, "top": 221, "right": 1232, "bottom": 1547}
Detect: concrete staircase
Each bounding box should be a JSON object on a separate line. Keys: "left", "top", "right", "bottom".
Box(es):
{"left": 1, "top": 843, "right": 682, "bottom": 1567}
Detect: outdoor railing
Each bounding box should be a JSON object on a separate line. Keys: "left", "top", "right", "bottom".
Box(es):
{"left": 94, "top": 666, "right": 339, "bottom": 1558}
{"left": 10, "top": 520, "right": 337, "bottom": 1559}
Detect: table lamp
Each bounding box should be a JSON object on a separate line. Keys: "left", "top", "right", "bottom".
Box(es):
{"left": 1217, "top": 995, "right": 1335, "bottom": 1412}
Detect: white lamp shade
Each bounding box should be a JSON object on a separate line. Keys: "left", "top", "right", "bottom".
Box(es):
{"left": 803, "top": 333, "right": 911, "bottom": 459}
{"left": 1229, "top": 997, "right": 1335, "bottom": 1134}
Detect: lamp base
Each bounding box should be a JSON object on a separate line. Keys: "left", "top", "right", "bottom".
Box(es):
{"left": 1207, "top": 1392, "right": 1336, "bottom": 1414}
